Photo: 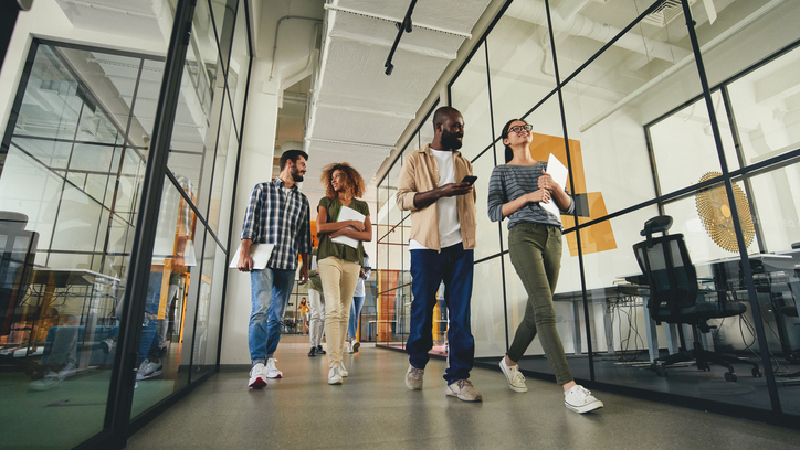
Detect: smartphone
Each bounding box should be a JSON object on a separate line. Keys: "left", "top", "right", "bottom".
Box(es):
{"left": 461, "top": 175, "right": 477, "bottom": 185}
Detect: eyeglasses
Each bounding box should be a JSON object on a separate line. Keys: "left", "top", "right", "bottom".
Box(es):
{"left": 508, "top": 124, "right": 532, "bottom": 134}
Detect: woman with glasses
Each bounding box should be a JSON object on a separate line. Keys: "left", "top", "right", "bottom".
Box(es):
{"left": 316, "top": 162, "right": 371, "bottom": 385}
{"left": 486, "top": 119, "right": 603, "bottom": 414}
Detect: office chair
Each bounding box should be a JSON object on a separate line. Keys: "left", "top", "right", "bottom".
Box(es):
{"left": 633, "top": 215, "right": 761, "bottom": 382}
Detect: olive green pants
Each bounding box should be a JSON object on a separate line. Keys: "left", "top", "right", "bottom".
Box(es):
{"left": 507, "top": 223, "right": 573, "bottom": 386}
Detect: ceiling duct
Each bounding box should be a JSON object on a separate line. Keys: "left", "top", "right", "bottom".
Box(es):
{"left": 506, "top": 0, "right": 690, "bottom": 62}
{"left": 642, "top": 0, "right": 696, "bottom": 27}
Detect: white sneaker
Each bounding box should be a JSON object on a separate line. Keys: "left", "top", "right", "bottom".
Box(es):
{"left": 565, "top": 385, "right": 603, "bottom": 413}
{"left": 346, "top": 341, "right": 354, "bottom": 354}
{"left": 58, "top": 362, "right": 78, "bottom": 380}
{"left": 29, "top": 371, "right": 60, "bottom": 390}
{"left": 135, "top": 359, "right": 149, "bottom": 381}
{"left": 499, "top": 358, "right": 527, "bottom": 393}
{"left": 352, "top": 341, "right": 360, "bottom": 353}
{"left": 328, "top": 365, "right": 343, "bottom": 385}
{"left": 265, "top": 357, "right": 282, "bottom": 378}
{"left": 248, "top": 363, "right": 267, "bottom": 388}
{"left": 338, "top": 361, "right": 348, "bottom": 377}
{"left": 137, "top": 360, "right": 163, "bottom": 380}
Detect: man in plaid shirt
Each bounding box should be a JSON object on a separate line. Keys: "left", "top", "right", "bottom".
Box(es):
{"left": 238, "top": 149, "right": 311, "bottom": 388}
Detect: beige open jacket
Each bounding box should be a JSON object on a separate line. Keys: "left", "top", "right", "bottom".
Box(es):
{"left": 396, "top": 144, "right": 477, "bottom": 251}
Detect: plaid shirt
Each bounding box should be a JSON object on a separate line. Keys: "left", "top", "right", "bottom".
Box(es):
{"left": 240, "top": 179, "right": 312, "bottom": 270}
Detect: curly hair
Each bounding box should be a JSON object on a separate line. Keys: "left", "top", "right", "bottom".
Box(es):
{"left": 320, "top": 162, "right": 365, "bottom": 199}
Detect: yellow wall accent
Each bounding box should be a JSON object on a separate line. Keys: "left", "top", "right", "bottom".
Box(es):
{"left": 528, "top": 132, "right": 617, "bottom": 256}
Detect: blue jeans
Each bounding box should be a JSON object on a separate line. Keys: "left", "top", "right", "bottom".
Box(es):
{"left": 348, "top": 296, "right": 365, "bottom": 340}
{"left": 407, "top": 243, "right": 474, "bottom": 383}
{"left": 249, "top": 268, "right": 295, "bottom": 362}
{"left": 138, "top": 272, "right": 163, "bottom": 364}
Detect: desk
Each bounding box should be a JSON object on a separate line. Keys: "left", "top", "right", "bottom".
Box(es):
{"left": 625, "top": 251, "right": 800, "bottom": 362}
{"left": 553, "top": 285, "right": 657, "bottom": 361}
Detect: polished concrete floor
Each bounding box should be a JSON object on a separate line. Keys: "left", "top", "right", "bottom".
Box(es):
{"left": 125, "top": 334, "right": 800, "bottom": 450}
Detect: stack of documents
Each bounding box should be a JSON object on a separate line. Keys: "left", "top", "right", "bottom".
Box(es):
{"left": 331, "top": 205, "right": 365, "bottom": 249}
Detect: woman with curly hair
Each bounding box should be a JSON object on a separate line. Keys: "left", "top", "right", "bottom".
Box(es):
{"left": 316, "top": 162, "right": 371, "bottom": 385}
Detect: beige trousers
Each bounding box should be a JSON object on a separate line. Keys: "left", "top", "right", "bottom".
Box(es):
{"left": 318, "top": 256, "right": 360, "bottom": 368}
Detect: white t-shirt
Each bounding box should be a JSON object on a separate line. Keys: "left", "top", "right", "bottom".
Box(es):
{"left": 409, "top": 149, "right": 462, "bottom": 250}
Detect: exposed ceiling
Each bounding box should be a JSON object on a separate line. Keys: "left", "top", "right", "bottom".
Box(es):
{"left": 33, "top": 0, "right": 799, "bottom": 213}
{"left": 300, "top": 0, "right": 493, "bottom": 206}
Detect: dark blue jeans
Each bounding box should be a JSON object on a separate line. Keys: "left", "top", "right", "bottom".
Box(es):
{"left": 139, "top": 272, "right": 162, "bottom": 364}
{"left": 407, "top": 243, "right": 474, "bottom": 383}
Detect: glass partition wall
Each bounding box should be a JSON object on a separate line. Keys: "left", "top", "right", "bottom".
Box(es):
{"left": 0, "top": 0, "right": 252, "bottom": 448}
{"left": 376, "top": 0, "right": 800, "bottom": 422}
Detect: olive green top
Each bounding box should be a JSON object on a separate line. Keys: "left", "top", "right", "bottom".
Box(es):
{"left": 316, "top": 196, "right": 370, "bottom": 266}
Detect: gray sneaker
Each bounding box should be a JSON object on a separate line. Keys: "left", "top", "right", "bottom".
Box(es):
{"left": 405, "top": 365, "right": 424, "bottom": 390}
{"left": 445, "top": 379, "right": 483, "bottom": 402}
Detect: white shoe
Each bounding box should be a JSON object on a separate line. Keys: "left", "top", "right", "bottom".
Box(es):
{"left": 565, "top": 385, "right": 603, "bottom": 413}
{"left": 346, "top": 341, "right": 354, "bottom": 354}
{"left": 136, "top": 360, "right": 163, "bottom": 380}
{"left": 338, "top": 361, "right": 348, "bottom": 377}
{"left": 248, "top": 363, "right": 267, "bottom": 388}
{"left": 499, "top": 358, "right": 527, "bottom": 393}
{"left": 29, "top": 371, "right": 60, "bottom": 390}
{"left": 136, "top": 359, "right": 149, "bottom": 381}
{"left": 352, "top": 341, "right": 360, "bottom": 353}
{"left": 265, "top": 358, "right": 282, "bottom": 378}
{"left": 328, "top": 366, "right": 343, "bottom": 385}
{"left": 58, "top": 362, "right": 78, "bottom": 380}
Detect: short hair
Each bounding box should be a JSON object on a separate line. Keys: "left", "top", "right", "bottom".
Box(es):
{"left": 432, "top": 106, "right": 461, "bottom": 131}
{"left": 280, "top": 149, "right": 308, "bottom": 170}
{"left": 320, "top": 162, "right": 365, "bottom": 199}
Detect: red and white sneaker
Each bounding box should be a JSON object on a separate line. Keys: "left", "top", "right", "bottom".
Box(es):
{"left": 265, "top": 358, "right": 282, "bottom": 378}
{"left": 248, "top": 363, "right": 267, "bottom": 388}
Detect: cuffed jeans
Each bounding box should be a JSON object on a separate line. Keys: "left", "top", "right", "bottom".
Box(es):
{"left": 318, "top": 257, "right": 360, "bottom": 368}
{"left": 408, "top": 243, "right": 474, "bottom": 384}
{"left": 348, "top": 296, "right": 365, "bottom": 340}
{"left": 507, "top": 223, "right": 573, "bottom": 386}
{"left": 249, "top": 267, "right": 295, "bottom": 362}
{"left": 308, "top": 288, "right": 326, "bottom": 347}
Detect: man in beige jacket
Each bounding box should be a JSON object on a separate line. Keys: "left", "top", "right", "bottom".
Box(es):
{"left": 396, "top": 106, "right": 481, "bottom": 402}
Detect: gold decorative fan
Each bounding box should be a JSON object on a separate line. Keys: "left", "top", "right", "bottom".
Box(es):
{"left": 695, "top": 172, "right": 755, "bottom": 252}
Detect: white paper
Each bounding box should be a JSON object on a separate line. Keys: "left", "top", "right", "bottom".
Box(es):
{"left": 229, "top": 243, "right": 275, "bottom": 269}
{"left": 183, "top": 239, "right": 197, "bottom": 267}
{"left": 541, "top": 153, "right": 569, "bottom": 217}
{"left": 331, "top": 205, "right": 366, "bottom": 249}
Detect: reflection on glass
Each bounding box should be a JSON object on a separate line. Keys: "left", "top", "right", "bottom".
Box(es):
{"left": 0, "top": 42, "right": 158, "bottom": 449}
{"left": 132, "top": 177, "right": 198, "bottom": 413}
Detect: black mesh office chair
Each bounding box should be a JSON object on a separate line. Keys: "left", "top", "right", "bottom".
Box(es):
{"left": 633, "top": 215, "right": 761, "bottom": 382}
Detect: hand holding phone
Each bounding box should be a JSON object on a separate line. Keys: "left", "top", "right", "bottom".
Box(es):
{"left": 461, "top": 175, "right": 477, "bottom": 185}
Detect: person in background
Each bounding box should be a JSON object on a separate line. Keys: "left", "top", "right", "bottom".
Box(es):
{"left": 396, "top": 106, "right": 481, "bottom": 402}
{"left": 307, "top": 247, "right": 327, "bottom": 357}
{"left": 239, "top": 150, "right": 311, "bottom": 388}
{"left": 347, "top": 252, "right": 371, "bottom": 353}
{"left": 487, "top": 118, "right": 602, "bottom": 414}
{"left": 299, "top": 297, "right": 310, "bottom": 334}
{"left": 316, "top": 162, "right": 371, "bottom": 385}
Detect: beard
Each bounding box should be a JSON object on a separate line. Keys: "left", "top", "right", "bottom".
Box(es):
{"left": 291, "top": 167, "right": 304, "bottom": 182}
{"left": 441, "top": 130, "right": 463, "bottom": 150}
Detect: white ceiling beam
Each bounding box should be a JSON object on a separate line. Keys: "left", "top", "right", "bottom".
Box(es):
{"left": 328, "top": 30, "right": 457, "bottom": 60}
{"left": 323, "top": 4, "right": 472, "bottom": 38}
